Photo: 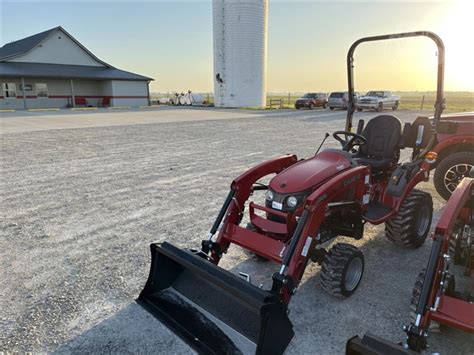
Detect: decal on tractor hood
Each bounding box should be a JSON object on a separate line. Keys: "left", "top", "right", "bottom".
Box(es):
{"left": 343, "top": 174, "right": 360, "bottom": 187}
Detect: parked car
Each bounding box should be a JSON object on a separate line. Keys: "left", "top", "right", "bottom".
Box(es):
{"left": 328, "top": 91, "right": 359, "bottom": 110}
{"left": 294, "top": 93, "right": 327, "bottom": 109}
{"left": 431, "top": 112, "right": 474, "bottom": 200}
{"left": 357, "top": 90, "right": 400, "bottom": 111}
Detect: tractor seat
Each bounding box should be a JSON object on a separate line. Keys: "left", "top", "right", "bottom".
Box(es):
{"left": 353, "top": 115, "right": 402, "bottom": 172}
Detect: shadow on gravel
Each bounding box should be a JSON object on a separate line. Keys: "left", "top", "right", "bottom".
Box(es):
{"left": 55, "top": 303, "right": 192, "bottom": 354}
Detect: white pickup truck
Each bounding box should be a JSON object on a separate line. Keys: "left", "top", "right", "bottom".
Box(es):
{"left": 357, "top": 91, "right": 400, "bottom": 112}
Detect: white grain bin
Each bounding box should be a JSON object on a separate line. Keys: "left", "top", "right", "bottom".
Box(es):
{"left": 213, "top": 0, "right": 268, "bottom": 108}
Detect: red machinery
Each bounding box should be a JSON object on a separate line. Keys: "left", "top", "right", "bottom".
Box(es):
{"left": 347, "top": 171, "right": 473, "bottom": 354}
{"left": 137, "top": 31, "right": 445, "bottom": 354}
{"left": 432, "top": 112, "right": 474, "bottom": 200}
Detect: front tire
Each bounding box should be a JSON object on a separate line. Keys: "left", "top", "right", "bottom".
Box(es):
{"left": 434, "top": 152, "right": 474, "bottom": 200}
{"left": 329, "top": 106, "right": 334, "bottom": 110}
{"left": 376, "top": 102, "right": 383, "bottom": 112}
{"left": 320, "top": 243, "right": 364, "bottom": 298}
{"left": 385, "top": 189, "right": 433, "bottom": 248}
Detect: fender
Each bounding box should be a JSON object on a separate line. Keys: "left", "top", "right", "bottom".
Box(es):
{"left": 383, "top": 164, "right": 430, "bottom": 214}
{"left": 433, "top": 135, "right": 474, "bottom": 154}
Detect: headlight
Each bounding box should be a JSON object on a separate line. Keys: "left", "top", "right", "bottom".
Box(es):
{"left": 287, "top": 196, "right": 298, "bottom": 208}
{"left": 265, "top": 190, "right": 274, "bottom": 201}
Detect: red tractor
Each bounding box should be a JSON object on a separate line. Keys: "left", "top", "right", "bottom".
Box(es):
{"left": 137, "top": 31, "right": 444, "bottom": 354}
{"left": 347, "top": 169, "right": 473, "bottom": 354}
{"left": 431, "top": 112, "right": 474, "bottom": 200}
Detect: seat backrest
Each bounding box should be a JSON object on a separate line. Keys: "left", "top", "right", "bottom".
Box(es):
{"left": 402, "top": 116, "right": 433, "bottom": 149}
{"left": 359, "top": 115, "right": 402, "bottom": 159}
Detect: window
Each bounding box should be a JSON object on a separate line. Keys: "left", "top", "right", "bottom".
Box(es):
{"left": 36, "top": 83, "right": 48, "bottom": 98}
{"left": 2, "top": 83, "right": 17, "bottom": 98}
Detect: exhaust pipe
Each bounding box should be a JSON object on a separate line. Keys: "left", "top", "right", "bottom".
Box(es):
{"left": 137, "top": 242, "right": 294, "bottom": 354}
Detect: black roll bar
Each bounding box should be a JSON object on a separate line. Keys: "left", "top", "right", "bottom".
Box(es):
{"left": 346, "top": 31, "right": 445, "bottom": 131}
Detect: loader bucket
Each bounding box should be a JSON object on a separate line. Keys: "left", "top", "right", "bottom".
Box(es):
{"left": 137, "top": 242, "right": 294, "bottom": 354}
{"left": 346, "top": 334, "right": 416, "bottom": 355}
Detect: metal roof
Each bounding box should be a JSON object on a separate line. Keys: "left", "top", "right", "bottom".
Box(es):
{"left": 0, "top": 62, "right": 152, "bottom": 81}
{"left": 0, "top": 26, "right": 112, "bottom": 67}
{"left": 0, "top": 27, "right": 57, "bottom": 61}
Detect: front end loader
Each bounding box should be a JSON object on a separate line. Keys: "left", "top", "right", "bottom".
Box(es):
{"left": 137, "top": 31, "right": 445, "bottom": 354}
{"left": 347, "top": 169, "right": 474, "bottom": 354}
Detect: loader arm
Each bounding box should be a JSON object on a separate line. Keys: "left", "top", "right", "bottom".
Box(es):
{"left": 231, "top": 154, "right": 298, "bottom": 206}
{"left": 273, "top": 165, "right": 369, "bottom": 303}
{"left": 208, "top": 155, "right": 298, "bottom": 261}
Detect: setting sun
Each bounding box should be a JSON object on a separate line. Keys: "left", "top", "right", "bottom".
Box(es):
{"left": 437, "top": 0, "right": 474, "bottom": 91}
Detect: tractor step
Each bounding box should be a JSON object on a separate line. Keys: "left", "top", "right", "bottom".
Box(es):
{"left": 138, "top": 242, "right": 294, "bottom": 354}
{"left": 363, "top": 201, "right": 393, "bottom": 223}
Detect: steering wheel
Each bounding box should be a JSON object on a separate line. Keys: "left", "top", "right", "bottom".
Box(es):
{"left": 333, "top": 131, "right": 367, "bottom": 151}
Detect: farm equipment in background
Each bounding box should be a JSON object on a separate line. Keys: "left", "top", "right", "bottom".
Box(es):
{"left": 431, "top": 112, "right": 474, "bottom": 200}
{"left": 347, "top": 168, "right": 474, "bottom": 354}
{"left": 169, "top": 90, "right": 205, "bottom": 106}
{"left": 137, "top": 31, "right": 445, "bottom": 354}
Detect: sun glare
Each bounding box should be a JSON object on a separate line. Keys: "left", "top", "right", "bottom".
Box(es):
{"left": 438, "top": 0, "right": 474, "bottom": 91}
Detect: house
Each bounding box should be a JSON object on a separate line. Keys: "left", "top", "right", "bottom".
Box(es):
{"left": 0, "top": 26, "right": 153, "bottom": 110}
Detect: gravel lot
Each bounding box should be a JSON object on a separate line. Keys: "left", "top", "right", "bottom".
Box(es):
{"left": 1, "top": 107, "right": 472, "bottom": 354}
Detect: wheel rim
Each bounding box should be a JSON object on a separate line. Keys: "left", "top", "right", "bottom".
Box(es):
{"left": 416, "top": 203, "right": 430, "bottom": 236}
{"left": 345, "top": 257, "right": 363, "bottom": 291}
{"left": 444, "top": 164, "right": 472, "bottom": 193}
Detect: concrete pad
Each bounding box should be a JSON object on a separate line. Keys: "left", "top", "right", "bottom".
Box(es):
{"left": 0, "top": 107, "right": 261, "bottom": 134}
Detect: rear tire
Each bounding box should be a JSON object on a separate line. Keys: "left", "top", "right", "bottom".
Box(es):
{"left": 433, "top": 152, "right": 474, "bottom": 200}
{"left": 320, "top": 243, "right": 364, "bottom": 298}
{"left": 385, "top": 189, "right": 433, "bottom": 248}
{"left": 329, "top": 106, "right": 334, "bottom": 111}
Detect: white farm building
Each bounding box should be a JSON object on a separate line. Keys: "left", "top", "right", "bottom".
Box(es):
{"left": 0, "top": 26, "right": 153, "bottom": 110}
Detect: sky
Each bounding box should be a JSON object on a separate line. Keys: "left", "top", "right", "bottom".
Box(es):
{"left": 1, "top": 0, "right": 473, "bottom": 93}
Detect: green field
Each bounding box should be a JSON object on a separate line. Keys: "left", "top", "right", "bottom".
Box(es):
{"left": 151, "top": 91, "right": 473, "bottom": 112}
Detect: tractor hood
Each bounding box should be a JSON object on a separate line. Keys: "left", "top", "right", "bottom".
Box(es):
{"left": 269, "top": 149, "right": 353, "bottom": 194}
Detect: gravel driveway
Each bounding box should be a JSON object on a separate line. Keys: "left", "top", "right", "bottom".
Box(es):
{"left": 1, "top": 107, "right": 472, "bottom": 353}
